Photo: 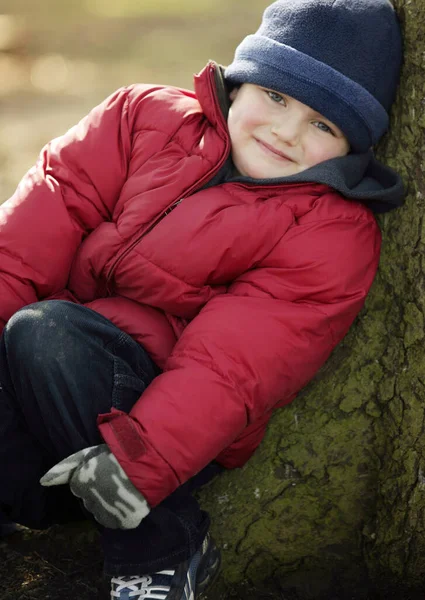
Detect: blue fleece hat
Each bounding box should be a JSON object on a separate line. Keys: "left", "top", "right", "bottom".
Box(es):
{"left": 225, "top": 0, "right": 402, "bottom": 152}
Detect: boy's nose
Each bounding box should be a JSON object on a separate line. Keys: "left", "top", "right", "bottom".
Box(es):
{"left": 271, "top": 119, "right": 302, "bottom": 146}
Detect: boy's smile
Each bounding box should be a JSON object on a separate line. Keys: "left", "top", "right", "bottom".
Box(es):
{"left": 227, "top": 84, "right": 350, "bottom": 179}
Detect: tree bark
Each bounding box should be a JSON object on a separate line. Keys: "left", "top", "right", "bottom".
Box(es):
{"left": 201, "top": 2, "right": 425, "bottom": 598}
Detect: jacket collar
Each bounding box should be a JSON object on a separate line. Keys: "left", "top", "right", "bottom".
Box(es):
{"left": 193, "top": 61, "right": 230, "bottom": 133}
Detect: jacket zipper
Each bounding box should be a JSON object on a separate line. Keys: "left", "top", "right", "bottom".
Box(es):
{"left": 104, "top": 198, "right": 182, "bottom": 294}
{"left": 104, "top": 66, "right": 230, "bottom": 294}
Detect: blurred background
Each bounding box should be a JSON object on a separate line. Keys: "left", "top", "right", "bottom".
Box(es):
{"left": 0, "top": 0, "right": 270, "bottom": 200}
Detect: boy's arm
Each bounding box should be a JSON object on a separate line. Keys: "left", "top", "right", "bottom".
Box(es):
{"left": 0, "top": 86, "right": 142, "bottom": 332}
{"left": 98, "top": 212, "right": 381, "bottom": 508}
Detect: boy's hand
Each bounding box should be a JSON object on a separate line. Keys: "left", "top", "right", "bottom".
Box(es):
{"left": 40, "top": 444, "right": 150, "bottom": 529}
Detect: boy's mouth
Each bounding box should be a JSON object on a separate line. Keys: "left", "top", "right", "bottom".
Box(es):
{"left": 255, "top": 138, "right": 295, "bottom": 162}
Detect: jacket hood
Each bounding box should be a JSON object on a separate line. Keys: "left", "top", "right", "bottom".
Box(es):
{"left": 248, "top": 151, "right": 405, "bottom": 214}
{"left": 200, "top": 62, "right": 404, "bottom": 214}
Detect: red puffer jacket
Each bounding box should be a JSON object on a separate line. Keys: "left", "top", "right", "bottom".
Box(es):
{"left": 0, "top": 63, "right": 380, "bottom": 507}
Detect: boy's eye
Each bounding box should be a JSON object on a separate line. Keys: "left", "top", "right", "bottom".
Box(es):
{"left": 314, "top": 121, "right": 335, "bottom": 136}
{"left": 266, "top": 90, "right": 286, "bottom": 105}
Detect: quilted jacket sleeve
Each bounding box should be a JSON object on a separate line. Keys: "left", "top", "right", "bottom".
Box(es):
{"left": 98, "top": 210, "right": 381, "bottom": 507}
{"left": 0, "top": 87, "right": 138, "bottom": 332}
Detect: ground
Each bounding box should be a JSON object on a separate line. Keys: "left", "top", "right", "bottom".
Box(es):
{"left": 0, "top": 524, "right": 303, "bottom": 599}
{"left": 1, "top": 524, "right": 420, "bottom": 599}
{"left": 0, "top": 524, "right": 103, "bottom": 600}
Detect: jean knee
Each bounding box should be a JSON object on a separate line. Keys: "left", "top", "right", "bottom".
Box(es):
{"left": 4, "top": 301, "right": 77, "bottom": 364}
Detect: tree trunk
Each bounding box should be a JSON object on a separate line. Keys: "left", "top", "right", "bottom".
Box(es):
{"left": 201, "top": 2, "right": 425, "bottom": 598}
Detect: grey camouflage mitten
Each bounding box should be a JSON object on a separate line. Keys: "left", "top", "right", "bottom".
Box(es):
{"left": 40, "top": 444, "right": 150, "bottom": 529}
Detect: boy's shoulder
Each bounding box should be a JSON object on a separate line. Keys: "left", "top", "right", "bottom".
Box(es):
{"left": 100, "top": 81, "right": 211, "bottom": 144}
{"left": 123, "top": 63, "right": 225, "bottom": 131}
{"left": 261, "top": 181, "right": 379, "bottom": 226}
{"left": 294, "top": 187, "right": 379, "bottom": 226}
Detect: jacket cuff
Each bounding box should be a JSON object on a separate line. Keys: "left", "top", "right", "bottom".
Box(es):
{"left": 97, "top": 408, "right": 180, "bottom": 507}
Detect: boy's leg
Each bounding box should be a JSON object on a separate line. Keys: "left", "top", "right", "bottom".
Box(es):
{"left": 0, "top": 301, "right": 90, "bottom": 528}
{"left": 102, "top": 463, "right": 223, "bottom": 600}
{"left": 0, "top": 299, "right": 156, "bottom": 527}
{"left": 0, "top": 299, "right": 219, "bottom": 586}
{"left": 102, "top": 461, "right": 223, "bottom": 576}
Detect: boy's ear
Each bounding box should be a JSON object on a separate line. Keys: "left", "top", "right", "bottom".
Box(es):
{"left": 229, "top": 87, "right": 239, "bottom": 102}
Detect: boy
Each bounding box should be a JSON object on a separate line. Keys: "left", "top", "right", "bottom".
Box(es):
{"left": 0, "top": 0, "right": 403, "bottom": 598}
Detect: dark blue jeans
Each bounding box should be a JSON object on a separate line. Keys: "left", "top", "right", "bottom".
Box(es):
{"left": 0, "top": 300, "right": 222, "bottom": 576}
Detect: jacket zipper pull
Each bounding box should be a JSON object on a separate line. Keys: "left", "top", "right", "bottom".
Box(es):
{"left": 163, "top": 198, "right": 184, "bottom": 217}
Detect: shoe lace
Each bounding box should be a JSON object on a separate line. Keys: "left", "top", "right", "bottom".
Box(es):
{"left": 111, "top": 570, "right": 175, "bottom": 599}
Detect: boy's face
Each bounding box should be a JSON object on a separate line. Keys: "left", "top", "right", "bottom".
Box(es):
{"left": 227, "top": 84, "right": 350, "bottom": 179}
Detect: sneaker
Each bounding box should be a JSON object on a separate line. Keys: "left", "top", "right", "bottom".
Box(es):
{"left": 110, "top": 533, "right": 220, "bottom": 599}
